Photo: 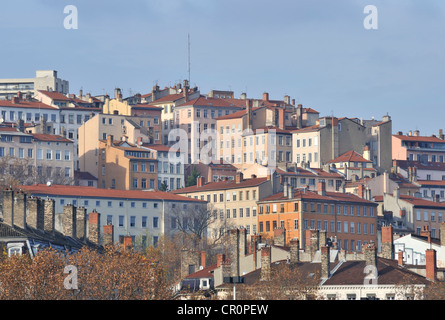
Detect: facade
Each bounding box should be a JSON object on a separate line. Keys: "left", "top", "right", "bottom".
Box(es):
{"left": 78, "top": 113, "right": 151, "bottom": 179}
{"left": 0, "top": 70, "right": 69, "bottom": 100}
{"left": 392, "top": 130, "right": 445, "bottom": 163}
{"left": 257, "top": 181, "right": 378, "bottom": 251}
{"left": 98, "top": 137, "right": 158, "bottom": 190}
{"left": 172, "top": 172, "right": 280, "bottom": 239}
{"left": 328, "top": 149, "right": 377, "bottom": 180}
{"left": 19, "top": 184, "right": 206, "bottom": 246}
{"left": 0, "top": 126, "right": 75, "bottom": 184}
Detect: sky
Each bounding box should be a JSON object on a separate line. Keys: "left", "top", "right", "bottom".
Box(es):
{"left": 0, "top": 0, "right": 444, "bottom": 136}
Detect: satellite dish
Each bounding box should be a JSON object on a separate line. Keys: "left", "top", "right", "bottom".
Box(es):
{"left": 46, "top": 181, "right": 52, "bottom": 187}
{"left": 0, "top": 118, "right": 4, "bottom": 124}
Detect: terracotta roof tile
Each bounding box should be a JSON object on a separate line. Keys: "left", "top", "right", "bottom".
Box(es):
{"left": 172, "top": 177, "right": 269, "bottom": 194}
{"left": 328, "top": 150, "right": 372, "bottom": 164}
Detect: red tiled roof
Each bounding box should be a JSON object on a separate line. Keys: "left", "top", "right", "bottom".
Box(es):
{"left": 328, "top": 150, "right": 372, "bottom": 164}
{"left": 20, "top": 184, "right": 206, "bottom": 202}
{"left": 131, "top": 103, "right": 163, "bottom": 110}
{"left": 394, "top": 160, "right": 445, "bottom": 171}
{"left": 0, "top": 100, "right": 57, "bottom": 110}
{"left": 38, "top": 90, "right": 71, "bottom": 101}
{"left": 185, "top": 263, "right": 218, "bottom": 279}
{"left": 142, "top": 144, "right": 173, "bottom": 152}
{"left": 417, "top": 180, "right": 445, "bottom": 186}
{"left": 276, "top": 167, "right": 343, "bottom": 178}
{"left": 389, "top": 194, "right": 445, "bottom": 208}
{"left": 302, "top": 107, "right": 319, "bottom": 114}
{"left": 172, "top": 177, "right": 269, "bottom": 194}
{"left": 31, "top": 133, "right": 73, "bottom": 143}
{"left": 393, "top": 134, "right": 445, "bottom": 143}
{"left": 260, "top": 188, "right": 377, "bottom": 205}
{"left": 290, "top": 124, "right": 320, "bottom": 133}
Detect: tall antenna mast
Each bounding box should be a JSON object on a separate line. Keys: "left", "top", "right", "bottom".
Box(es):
{"left": 187, "top": 33, "right": 191, "bottom": 84}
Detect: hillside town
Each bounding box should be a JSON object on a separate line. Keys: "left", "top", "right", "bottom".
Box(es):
{"left": 1, "top": 69, "right": 445, "bottom": 300}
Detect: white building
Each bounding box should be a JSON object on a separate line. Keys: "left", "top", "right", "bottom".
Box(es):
{"left": 20, "top": 184, "right": 206, "bottom": 246}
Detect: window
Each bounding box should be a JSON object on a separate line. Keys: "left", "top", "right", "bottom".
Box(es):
{"left": 119, "top": 215, "right": 124, "bottom": 227}
{"left": 142, "top": 216, "right": 147, "bottom": 228}
{"left": 130, "top": 216, "right": 136, "bottom": 227}
{"left": 153, "top": 217, "right": 159, "bottom": 228}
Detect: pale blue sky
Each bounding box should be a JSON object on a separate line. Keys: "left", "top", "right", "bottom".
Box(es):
{"left": 1, "top": 0, "right": 444, "bottom": 135}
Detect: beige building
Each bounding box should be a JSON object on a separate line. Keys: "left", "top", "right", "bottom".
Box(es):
{"left": 78, "top": 113, "right": 151, "bottom": 179}
{"left": 172, "top": 171, "right": 280, "bottom": 240}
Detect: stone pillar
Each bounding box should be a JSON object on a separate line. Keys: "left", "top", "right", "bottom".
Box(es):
{"left": 63, "top": 204, "right": 77, "bottom": 238}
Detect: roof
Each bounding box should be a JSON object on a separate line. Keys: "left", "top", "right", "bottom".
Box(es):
{"left": 172, "top": 177, "right": 269, "bottom": 194}
{"left": 31, "top": 133, "right": 73, "bottom": 143}
{"left": 291, "top": 124, "right": 321, "bottom": 133}
{"left": 149, "top": 92, "right": 187, "bottom": 104}
{"left": 395, "top": 160, "right": 445, "bottom": 172}
{"left": 387, "top": 194, "right": 445, "bottom": 208}
{"left": 185, "top": 263, "right": 218, "bottom": 279}
{"left": 259, "top": 188, "right": 377, "bottom": 205}
{"left": 131, "top": 103, "right": 163, "bottom": 111}
{"left": 302, "top": 107, "right": 319, "bottom": 114}
{"left": 416, "top": 180, "right": 445, "bottom": 187}
{"left": 74, "top": 171, "right": 98, "bottom": 181}
{"left": 393, "top": 134, "right": 445, "bottom": 143}
{"left": 38, "top": 90, "right": 71, "bottom": 101}
{"left": 176, "top": 96, "right": 243, "bottom": 109}
{"left": 19, "top": 184, "right": 206, "bottom": 203}
{"left": 141, "top": 143, "right": 174, "bottom": 152}
{"left": 276, "top": 167, "right": 343, "bottom": 179}
{"left": 322, "top": 257, "right": 429, "bottom": 286}
{"left": 328, "top": 150, "right": 372, "bottom": 164}
{"left": 0, "top": 99, "right": 57, "bottom": 110}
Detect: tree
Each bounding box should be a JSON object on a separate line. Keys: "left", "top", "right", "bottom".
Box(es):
{"left": 185, "top": 165, "right": 200, "bottom": 187}
{"left": 158, "top": 181, "right": 168, "bottom": 192}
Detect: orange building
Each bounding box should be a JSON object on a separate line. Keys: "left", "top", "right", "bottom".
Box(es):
{"left": 257, "top": 181, "right": 378, "bottom": 252}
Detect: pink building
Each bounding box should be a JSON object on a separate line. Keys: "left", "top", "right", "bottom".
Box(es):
{"left": 392, "top": 130, "right": 445, "bottom": 163}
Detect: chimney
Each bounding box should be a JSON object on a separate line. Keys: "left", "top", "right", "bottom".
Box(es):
{"left": 235, "top": 171, "right": 243, "bottom": 184}
{"left": 260, "top": 246, "right": 271, "bottom": 281}
{"left": 426, "top": 249, "right": 437, "bottom": 282}
{"left": 321, "top": 245, "right": 330, "bottom": 279}
{"left": 289, "top": 238, "right": 300, "bottom": 263}
{"left": 246, "top": 99, "right": 252, "bottom": 130}
{"left": 381, "top": 224, "right": 394, "bottom": 259}
{"left": 318, "top": 181, "right": 326, "bottom": 196}
{"left": 439, "top": 129, "right": 444, "bottom": 140}
{"left": 358, "top": 184, "right": 365, "bottom": 199}
{"left": 200, "top": 251, "right": 206, "bottom": 269}
{"left": 262, "top": 92, "right": 269, "bottom": 102}
{"left": 420, "top": 226, "right": 431, "bottom": 243}
{"left": 88, "top": 210, "right": 101, "bottom": 245}
{"left": 122, "top": 235, "right": 133, "bottom": 250}
{"left": 196, "top": 176, "right": 205, "bottom": 187}
{"left": 310, "top": 229, "right": 319, "bottom": 260}
{"left": 296, "top": 104, "right": 303, "bottom": 129}
{"left": 2, "top": 189, "right": 14, "bottom": 226}
{"left": 273, "top": 228, "right": 286, "bottom": 247}
{"left": 26, "top": 196, "right": 44, "bottom": 230}
{"left": 106, "top": 134, "right": 113, "bottom": 145}
{"left": 283, "top": 181, "right": 288, "bottom": 198}
{"left": 216, "top": 253, "right": 225, "bottom": 268}
{"left": 13, "top": 190, "right": 27, "bottom": 229}
{"left": 398, "top": 251, "right": 404, "bottom": 266}
{"left": 440, "top": 223, "right": 445, "bottom": 246}
{"left": 393, "top": 187, "right": 400, "bottom": 199}
{"left": 288, "top": 185, "right": 293, "bottom": 199}
{"left": 319, "top": 229, "right": 327, "bottom": 248}
{"left": 103, "top": 224, "right": 114, "bottom": 246}
{"left": 413, "top": 130, "right": 420, "bottom": 137}
{"left": 63, "top": 204, "right": 77, "bottom": 238}
{"left": 43, "top": 198, "right": 55, "bottom": 234}
{"left": 181, "top": 248, "right": 199, "bottom": 278}
{"left": 76, "top": 207, "right": 87, "bottom": 241}
{"left": 278, "top": 108, "right": 285, "bottom": 130}
{"left": 365, "top": 242, "right": 378, "bottom": 270}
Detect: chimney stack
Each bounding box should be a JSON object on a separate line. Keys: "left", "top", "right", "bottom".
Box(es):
{"left": 426, "top": 249, "right": 437, "bottom": 282}
{"left": 260, "top": 246, "right": 271, "bottom": 281}
{"left": 43, "top": 198, "right": 55, "bottom": 234}
{"left": 88, "top": 210, "right": 101, "bottom": 245}
{"left": 235, "top": 171, "right": 243, "bottom": 184}
{"left": 381, "top": 224, "right": 394, "bottom": 259}
{"left": 398, "top": 250, "right": 404, "bottom": 266}
{"left": 63, "top": 204, "right": 77, "bottom": 238}
{"left": 103, "top": 224, "right": 114, "bottom": 246}
{"left": 289, "top": 238, "right": 300, "bottom": 263}
{"left": 200, "top": 251, "right": 206, "bottom": 269}
{"left": 76, "top": 207, "right": 87, "bottom": 241}
{"left": 262, "top": 92, "right": 269, "bottom": 102}
{"left": 365, "top": 242, "right": 378, "bottom": 270}
{"left": 273, "top": 228, "right": 286, "bottom": 247}
{"left": 321, "top": 245, "right": 330, "bottom": 279}
{"left": 26, "top": 196, "right": 44, "bottom": 230}
{"left": 2, "top": 189, "right": 14, "bottom": 226}
{"left": 420, "top": 225, "right": 432, "bottom": 243}
{"left": 14, "top": 190, "right": 27, "bottom": 229}
{"left": 196, "top": 176, "right": 205, "bottom": 187}
{"left": 122, "top": 235, "right": 133, "bottom": 250}
{"left": 318, "top": 181, "right": 326, "bottom": 196}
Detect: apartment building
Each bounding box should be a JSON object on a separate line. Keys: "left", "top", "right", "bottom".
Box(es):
{"left": 0, "top": 70, "right": 69, "bottom": 100}
{"left": 0, "top": 126, "right": 75, "bottom": 183}
{"left": 142, "top": 143, "right": 185, "bottom": 191}
{"left": 392, "top": 130, "right": 445, "bottom": 163}
{"left": 328, "top": 149, "right": 377, "bottom": 180}
{"left": 98, "top": 137, "right": 158, "bottom": 190}
{"left": 78, "top": 113, "right": 151, "bottom": 179}
{"left": 19, "top": 184, "right": 206, "bottom": 246}
{"left": 172, "top": 171, "right": 280, "bottom": 239}
{"left": 257, "top": 181, "right": 378, "bottom": 251}
{"left": 175, "top": 96, "right": 243, "bottom": 164}
{"left": 188, "top": 160, "right": 238, "bottom": 183}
